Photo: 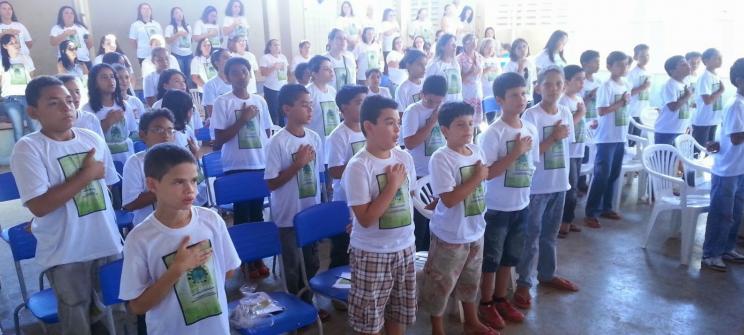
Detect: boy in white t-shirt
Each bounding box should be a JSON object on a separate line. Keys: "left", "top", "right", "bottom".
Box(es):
{"left": 59, "top": 74, "right": 105, "bottom": 138}
{"left": 402, "top": 74, "right": 448, "bottom": 251}
{"left": 265, "top": 84, "right": 327, "bottom": 318}
{"left": 203, "top": 48, "right": 233, "bottom": 123}
{"left": 584, "top": 52, "right": 632, "bottom": 228}
{"left": 558, "top": 65, "right": 587, "bottom": 237}
{"left": 685, "top": 51, "right": 702, "bottom": 91}
{"left": 395, "top": 49, "right": 427, "bottom": 117}
{"left": 692, "top": 48, "right": 726, "bottom": 147}
{"left": 515, "top": 66, "right": 579, "bottom": 307}
{"left": 700, "top": 58, "right": 744, "bottom": 271}
{"left": 11, "top": 76, "right": 121, "bottom": 334}
{"left": 306, "top": 55, "right": 340, "bottom": 143}
{"left": 344, "top": 95, "right": 417, "bottom": 334}
{"left": 123, "top": 109, "right": 175, "bottom": 226}
{"left": 654, "top": 55, "right": 693, "bottom": 145}
{"left": 579, "top": 50, "right": 601, "bottom": 122}
{"left": 478, "top": 73, "right": 537, "bottom": 328}
{"left": 325, "top": 85, "right": 368, "bottom": 268}
{"left": 366, "top": 68, "right": 392, "bottom": 99}
{"left": 421, "top": 101, "right": 493, "bottom": 335}
{"left": 119, "top": 143, "right": 240, "bottom": 335}
{"left": 143, "top": 47, "right": 170, "bottom": 107}
{"left": 627, "top": 44, "right": 652, "bottom": 146}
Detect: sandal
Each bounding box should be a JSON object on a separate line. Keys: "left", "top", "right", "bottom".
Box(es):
{"left": 584, "top": 217, "right": 601, "bottom": 229}
{"left": 512, "top": 290, "right": 531, "bottom": 309}
{"left": 539, "top": 276, "right": 579, "bottom": 292}
{"left": 318, "top": 309, "right": 331, "bottom": 322}
{"left": 600, "top": 211, "right": 622, "bottom": 220}
{"left": 569, "top": 224, "right": 582, "bottom": 232}
{"left": 558, "top": 230, "right": 569, "bottom": 239}
{"left": 464, "top": 326, "right": 500, "bottom": 335}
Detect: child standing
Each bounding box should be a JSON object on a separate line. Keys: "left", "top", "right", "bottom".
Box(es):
{"left": 654, "top": 55, "right": 692, "bottom": 145}
{"left": 395, "top": 49, "right": 426, "bottom": 116}
{"left": 59, "top": 74, "right": 105, "bottom": 138}
{"left": 425, "top": 33, "right": 463, "bottom": 103}
{"left": 306, "top": 55, "right": 340, "bottom": 142}
{"left": 627, "top": 44, "right": 651, "bottom": 142}
{"left": 580, "top": 50, "right": 601, "bottom": 123}
{"left": 692, "top": 48, "right": 726, "bottom": 146}
{"left": 113, "top": 64, "right": 147, "bottom": 121}
{"left": 558, "top": 65, "right": 586, "bottom": 237}
{"left": 11, "top": 76, "right": 121, "bottom": 334}
{"left": 584, "top": 52, "right": 631, "bottom": 228}
{"left": 119, "top": 143, "right": 241, "bottom": 334}
{"left": 143, "top": 47, "right": 171, "bottom": 106}
{"left": 421, "top": 101, "right": 495, "bottom": 335}
{"left": 503, "top": 38, "right": 535, "bottom": 107}
{"left": 203, "top": 48, "right": 232, "bottom": 122}
{"left": 366, "top": 68, "right": 392, "bottom": 98}
{"left": 344, "top": 95, "right": 417, "bottom": 335}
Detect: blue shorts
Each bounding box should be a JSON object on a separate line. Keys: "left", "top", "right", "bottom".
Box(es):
{"left": 482, "top": 208, "right": 528, "bottom": 272}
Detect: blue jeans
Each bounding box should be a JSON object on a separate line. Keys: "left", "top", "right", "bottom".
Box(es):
{"left": 0, "top": 95, "right": 33, "bottom": 141}
{"left": 655, "top": 132, "right": 681, "bottom": 145}
{"left": 173, "top": 54, "right": 193, "bottom": 87}
{"left": 702, "top": 174, "right": 744, "bottom": 258}
{"left": 516, "top": 192, "right": 565, "bottom": 288}
{"left": 585, "top": 142, "right": 624, "bottom": 217}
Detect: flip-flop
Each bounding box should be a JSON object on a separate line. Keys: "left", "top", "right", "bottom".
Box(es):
{"left": 558, "top": 230, "right": 569, "bottom": 239}
{"left": 464, "top": 326, "right": 500, "bottom": 335}
{"left": 512, "top": 291, "right": 531, "bottom": 309}
{"left": 539, "top": 277, "right": 579, "bottom": 292}
{"left": 584, "top": 217, "right": 601, "bottom": 228}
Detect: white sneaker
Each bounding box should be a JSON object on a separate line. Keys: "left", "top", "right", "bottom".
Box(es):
{"left": 701, "top": 257, "right": 727, "bottom": 272}
{"left": 722, "top": 250, "right": 744, "bottom": 263}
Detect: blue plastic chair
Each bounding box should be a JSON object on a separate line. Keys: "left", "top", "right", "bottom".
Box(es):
{"left": 99, "top": 259, "right": 123, "bottom": 306}
{"left": 0, "top": 171, "right": 23, "bottom": 243}
{"left": 8, "top": 222, "right": 59, "bottom": 334}
{"left": 482, "top": 96, "right": 501, "bottom": 124}
{"left": 112, "top": 161, "right": 133, "bottom": 235}
{"left": 228, "top": 222, "right": 322, "bottom": 335}
{"left": 133, "top": 140, "right": 147, "bottom": 153}
{"left": 294, "top": 201, "right": 351, "bottom": 304}
{"left": 195, "top": 126, "right": 212, "bottom": 142}
{"left": 201, "top": 151, "right": 224, "bottom": 208}
{"left": 212, "top": 170, "right": 270, "bottom": 217}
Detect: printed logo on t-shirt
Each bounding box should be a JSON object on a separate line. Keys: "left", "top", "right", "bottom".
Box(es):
{"left": 459, "top": 165, "right": 486, "bottom": 216}
{"left": 68, "top": 33, "right": 81, "bottom": 48}
{"left": 367, "top": 51, "right": 380, "bottom": 70}
{"left": 584, "top": 96, "right": 597, "bottom": 119}
{"left": 58, "top": 152, "right": 107, "bottom": 217}
{"left": 205, "top": 62, "right": 218, "bottom": 80}
{"left": 412, "top": 93, "right": 422, "bottom": 103}
{"left": 208, "top": 35, "right": 221, "bottom": 50}
{"left": 105, "top": 118, "right": 130, "bottom": 154}
{"left": 639, "top": 75, "right": 650, "bottom": 101}
{"left": 677, "top": 90, "right": 691, "bottom": 120}
{"left": 346, "top": 23, "right": 359, "bottom": 37}
{"left": 292, "top": 152, "right": 317, "bottom": 198}
{"left": 504, "top": 140, "right": 533, "bottom": 188}
{"left": 712, "top": 82, "right": 723, "bottom": 111}
{"left": 234, "top": 110, "right": 262, "bottom": 149}
{"left": 425, "top": 124, "right": 445, "bottom": 156}
{"left": 444, "top": 68, "right": 462, "bottom": 94}
{"left": 484, "top": 61, "right": 499, "bottom": 82}
{"left": 351, "top": 140, "right": 366, "bottom": 154}
{"left": 178, "top": 35, "right": 191, "bottom": 49}
{"left": 9, "top": 63, "right": 28, "bottom": 85}
{"left": 162, "top": 239, "right": 222, "bottom": 326}
{"left": 613, "top": 94, "right": 629, "bottom": 126}
{"left": 375, "top": 173, "right": 412, "bottom": 229}
{"left": 543, "top": 125, "right": 566, "bottom": 170}
{"left": 321, "top": 101, "right": 340, "bottom": 136}
{"left": 233, "top": 25, "right": 248, "bottom": 38}
{"left": 276, "top": 62, "right": 287, "bottom": 82}
{"left": 573, "top": 108, "right": 586, "bottom": 143}
{"left": 334, "top": 67, "right": 349, "bottom": 91}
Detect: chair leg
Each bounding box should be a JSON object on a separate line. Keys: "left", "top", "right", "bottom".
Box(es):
{"left": 14, "top": 303, "right": 26, "bottom": 335}
{"left": 679, "top": 210, "right": 698, "bottom": 265}
{"left": 272, "top": 256, "right": 277, "bottom": 278}
{"left": 643, "top": 206, "right": 663, "bottom": 248}
{"left": 316, "top": 315, "right": 324, "bottom": 335}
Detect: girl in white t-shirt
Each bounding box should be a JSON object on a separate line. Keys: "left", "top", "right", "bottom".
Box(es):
{"left": 128, "top": 3, "right": 163, "bottom": 62}
{"left": 190, "top": 38, "right": 217, "bottom": 93}
{"left": 222, "top": 0, "right": 249, "bottom": 46}
{"left": 408, "top": 8, "right": 433, "bottom": 44}
{"left": 354, "top": 27, "right": 383, "bottom": 83}
{"left": 380, "top": 9, "right": 400, "bottom": 55}
{"left": 336, "top": 1, "right": 360, "bottom": 51}
{"left": 50, "top": 6, "right": 92, "bottom": 64}
{"left": 86, "top": 63, "right": 137, "bottom": 163}
{"left": 534, "top": 30, "right": 568, "bottom": 73}
{"left": 426, "top": 33, "right": 462, "bottom": 103}
{"left": 193, "top": 6, "right": 221, "bottom": 48}
{"left": 503, "top": 38, "right": 536, "bottom": 106}
{"left": 228, "top": 35, "right": 259, "bottom": 94}
{"left": 60, "top": 74, "right": 103, "bottom": 139}
{"left": 57, "top": 40, "right": 88, "bottom": 78}
{"left": 440, "top": 4, "right": 458, "bottom": 36}
{"left": 140, "top": 35, "right": 180, "bottom": 82}
{"left": 480, "top": 38, "right": 502, "bottom": 102}
{"left": 580, "top": 50, "right": 601, "bottom": 121}
{"left": 385, "top": 37, "right": 406, "bottom": 87}
{"left": 365, "top": 68, "right": 391, "bottom": 99}
{"left": 458, "top": 33, "right": 484, "bottom": 126}
{"left": 291, "top": 40, "right": 312, "bottom": 73}
{"left": 114, "top": 64, "right": 146, "bottom": 121}
{"left": 395, "top": 49, "right": 426, "bottom": 118}
{"left": 93, "top": 34, "right": 133, "bottom": 72}
{"left": 325, "top": 28, "right": 357, "bottom": 91}
{"left": 164, "top": 7, "right": 193, "bottom": 78}
{"left": 0, "top": 2, "right": 32, "bottom": 55}
{"left": 0, "top": 34, "right": 34, "bottom": 144}
{"left": 260, "top": 39, "right": 289, "bottom": 126}
{"left": 457, "top": 6, "right": 475, "bottom": 43}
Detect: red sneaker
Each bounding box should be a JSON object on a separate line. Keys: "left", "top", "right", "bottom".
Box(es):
{"left": 494, "top": 299, "right": 525, "bottom": 323}
{"left": 258, "top": 264, "right": 270, "bottom": 278}
{"left": 478, "top": 303, "right": 505, "bottom": 330}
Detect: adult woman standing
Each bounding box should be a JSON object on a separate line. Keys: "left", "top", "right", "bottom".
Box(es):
{"left": 260, "top": 39, "right": 288, "bottom": 126}
{"left": 379, "top": 8, "right": 400, "bottom": 59}
{"left": 386, "top": 36, "right": 407, "bottom": 88}
{"left": 0, "top": 1, "right": 32, "bottom": 55}
{"left": 0, "top": 34, "right": 34, "bottom": 153}
{"left": 479, "top": 38, "right": 502, "bottom": 104}
{"left": 457, "top": 33, "right": 484, "bottom": 125}
{"left": 193, "top": 5, "right": 221, "bottom": 48}
{"left": 325, "top": 28, "right": 357, "bottom": 91}
{"left": 534, "top": 30, "right": 568, "bottom": 72}
{"left": 440, "top": 4, "right": 459, "bottom": 36}
{"left": 408, "top": 8, "right": 433, "bottom": 45}
{"left": 222, "top": 0, "right": 249, "bottom": 47}
{"left": 128, "top": 3, "right": 163, "bottom": 64}
{"left": 336, "top": 1, "right": 360, "bottom": 51}
{"left": 425, "top": 33, "right": 462, "bottom": 102}
{"left": 50, "top": 6, "right": 93, "bottom": 68}
{"left": 190, "top": 38, "right": 216, "bottom": 93}
{"left": 93, "top": 34, "right": 132, "bottom": 69}
{"left": 57, "top": 39, "right": 88, "bottom": 78}
{"left": 165, "top": 7, "right": 193, "bottom": 81}
{"left": 457, "top": 5, "right": 475, "bottom": 41}
{"left": 354, "top": 26, "right": 382, "bottom": 84}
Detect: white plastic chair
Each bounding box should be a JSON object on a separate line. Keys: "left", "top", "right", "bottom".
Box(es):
{"left": 412, "top": 176, "right": 434, "bottom": 219}
{"left": 674, "top": 134, "right": 712, "bottom": 192}
{"left": 641, "top": 144, "right": 710, "bottom": 265}
{"left": 189, "top": 88, "right": 205, "bottom": 122}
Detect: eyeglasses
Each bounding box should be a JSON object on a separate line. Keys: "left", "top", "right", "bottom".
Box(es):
{"left": 148, "top": 127, "right": 176, "bottom": 135}
{"left": 67, "top": 47, "right": 77, "bottom": 51}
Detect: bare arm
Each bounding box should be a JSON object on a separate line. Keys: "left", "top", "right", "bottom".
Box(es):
{"left": 403, "top": 115, "right": 437, "bottom": 149}
{"left": 266, "top": 163, "right": 303, "bottom": 191}
{"left": 438, "top": 164, "right": 485, "bottom": 208}
{"left": 328, "top": 165, "right": 345, "bottom": 180}
{"left": 122, "top": 192, "right": 156, "bottom": 211}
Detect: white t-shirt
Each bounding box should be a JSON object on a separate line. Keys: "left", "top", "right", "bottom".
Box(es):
{"left": 481, "top": 56, "right": 502, "bottom": 99}
{"left": 326, "top": 51, "right": 357, "bottom": 92}
{"left": 425, "top": 59, "right": 462, "bottom": 102}
{"left": 713, "top": 94, "right": 744, "bottom": 177}
{"left": 291, "top": 54, "right": 311, "bottom": 72}
{"left": 386, "top": 50, "right": 407, "bottom": 85}
{"left": 237, "top": 52, "right": 259, "bottom": 94}
{"left": 407, "top": 19, "right": 434, "bottom": 43}
{"left": 428, "top": 144, "right": 486, "bottom": 244}
{"left": 128, "top": 20, "right": 163, "bottom": 59}
{"left": 259, "top": 53, "right": 289, "bottom": 91}
{"left": 521, "top": 103, "right": 574, "bottom": 194}
{"left": 50, "top": 24, "right": 91, "bottom": 61}
{"left": 74, "top": 109, "right": 105, "bottom": 138}
{"left": 164, "top": 24, "right": 193, "bottom": 57}
{"left": 202, "top": 76, "right": 232, "bottom": 107}
{"left": 192, "top": 20, "right": 221, "bottom": 49}
{"left": 503, "top": 60, "right": 536, "bottom": 102}
{"left": 307, "top": 83, "right": 339, "bottom": 141}
{"left": 559, "top": 94, "right": 587, "bottom": 158}
{"left": 122, "top": 151, "right": 153, "bottom": 226}
{"left": 582, "top": 77, "right": 602, "bottom": 120}
{"left": 354, "top": 42, "right": 383, "bottom": 80}
{"left": 0, "top": 54, "right": 34, "bottom": 97}
{"left": 83, "top": 102, "right": 137, "bottom": 163}
{"left": 534, "top": 50, "right": 566, "bottom": 72}
{"left": 10, "top": 128, "right": 121, "bottom": 269}
{"left": 595, "top": 78, "right": 632, "bottom": 144}
{"left": 479, "top": 119, "right": 539, "bottom": 211}
{"left": 140, "top": 55, "right": 181, "bottom": 80}
{"left": 172, "top": 126, "right": 209, "bottom": 206}
{"left": 458, "top": 52, "right": 484, "bottom": 104}
{"left": 119, "top": 206, "right": 240, "bottom": 335}
{"left": 151, "top": 99, "right": 204, "bottom": 131}
{"left": 395, "top": 79, "right": 423, "bottom": 114}
{"left": 222, "top": 16, "right": 250, "bottom": 44}
{"left": 368, "top": 86, "right": 391, "bottom": 99}
{"left": 190, "top": 56, "right": 218, "bottom": 93}
{"left": 655, "top": 78, "right": 692, "bottom": 134}
{"left": 693, "top": 70, "right": 725, "bottom": 126}
{"left": 264, "top": 128, "right": 324, "bottom": 228}
{"left": 380, "top": 21, "right": 399, "bottom": 52}
{"left": 125, "top": 95, "right": 147, "bottom": 120}
{"left": 336, "top": 16, "right": 361, "bottom": 40}
{"left": 0, "top": 22, "right": 32, "bottom": 55}
{"left": 344, "top": 148, "right": 416, "bottom": 253}
{"left": 210, "top": 93, "right": 272, "bottom": 171}
{"left": 325, "top": 123, "right": 366, "bottom": 201}
{"left": 143, "top": 71, "right": 161, "bottom": 99}
{"left": 627, "top": 66, "right": 650, "bottom": 118}
{"left": 402, "top": 101, "right": 445, "bottom": 177}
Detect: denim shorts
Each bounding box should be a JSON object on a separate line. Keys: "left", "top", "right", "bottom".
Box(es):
{"left": 482, "top": 208, "right": 528, "bottom": 272}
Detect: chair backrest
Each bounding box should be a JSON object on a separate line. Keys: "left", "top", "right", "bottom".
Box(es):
{"left": 189, "top": 89, "right": 205, "bottom": 118}
{"left": 482, "top": 96, "right": 500, "bottom": 116}
{"left": 0, "top": 172, "right": 20, "bottom": 202}
{"left": 639, "top": 107, "right": 659, "bottom": 129}
{"left": 293, "top": 201, "right": 351, "bottom": 248}
{"left": 133, "top": 140, "right": 147, "bottom": 153}
{"left": 674, "top": 134, "right": 702, "bottom": 161}
{"left": 201, "top": 151, "right": 224, "bottom": 178}
{"left": 228, "top": 221, "right": 281, "bottom": 263}
{"left": 195, "top": 127, "right": 211, "bottom": 142}
{"left": 8, "top": 222, "right": 36, "bottom": 262}
{"left": 213, "top": 171, "right": 269, "bottom": 206}
{"left": 99, "top": 259, "right": 123, "bottom": 306}
{"left": 412, "top": 176, "right": 434, "bottom": 219}
{"left": 642, "top": 144, "right": 682, "bottom": 197}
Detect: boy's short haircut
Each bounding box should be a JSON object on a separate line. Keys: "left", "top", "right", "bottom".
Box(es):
{"left": 729, "top": 58, "right": 744, "bottom": 87}
{"left": 144, "top": 143, "right": 197, "bottom": 181}
{"left": 223, "top": 56, "right": 251, "bottom": 77}
{"left": 633, "top": 44, "right": 649, "bottom": 57}
{"left": 56, "top": 74, "right": 78, "bottom": 85}
{"left": 422, "top": 74, "right": 448, "bottom": 96}
{"left": 278, "top": 84, "right": 310, "bottom": 109}
{"left": 294, "top": 62, "right": 310, "bottom": 78}
{"left": 579, "top": 50, "right": 599, "bottom": 66}
{"left": 210, "top": 48, "right": 229, "bottom": 68}
{"left": 563, "top": 64, "right": 584, "bottom": 82}
{"left": 360, "top": 95, "right": 398, "bottom": 136}
{"left": 537, "top": 65, "right": 564, "bottom": 84}
{"left": 307, "top": 55, "right": 331, "bottom": 73}
{"left": 606, "top": 51, "right": 628, "bottom": 67}
{"left": 162, "top": 89, "right": 194, "bottom": 131}
{"left": 702, "top": 48, "right": 720, "bottom": 61}
{"left": 437, "top": 101, "right": 474, "bottom": 128}
{"left": 685, "top": 51, "right": 702, "bottom": 61}
{"left": 150, "top": 47, "right": 168, "bottom": 59}
{"left": 400, "top": 49, "right": 426, "bottom": 69}
{"left": 365, "top": 68, "right": 382, "bottom": 79}
{"left": 26, "top": 75, "right": 64, "bottom": 107}
{"left": 138, "top": 108, "right": 175, "bottom": 133}
{"left": 335, "top": 85, "right": 369, "bottom": 110}
{"left": 664, "top": 55, "right": 685, "bottom": 76}
{"left": 492, "top": 72, "right": 526, "bottom": 99}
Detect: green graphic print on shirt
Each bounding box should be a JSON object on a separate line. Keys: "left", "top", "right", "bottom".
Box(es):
{"left": 321, "top": 101, "right": 340, "bottom": 136}
{"left": 375, "top": 173, "right": 412, "bottom": 229}
{"left": 10, "top": 64, "right": 28, "bottom": 85}
{"left": 613, "top": 94, "right": 629, "bottom": 126}
{"left": 351, "top": 140, "right": 366, "bottom": 155}
{"left": 444, "top": 68, "right": 462, "bottom": 94}
{"left": 678, "top": 90, "right": 691, "bottom": 120}
{"left": 293, "top": 152, "right": 317, "bottom": 199}
{"left": 459, "top": 165, "right": 486, "bottom": 216}
{"left": 235, "top": 110, "right": 262, "bottom": 149}
{"left": 543, "top": 125, "right": 566, "bottom": 170}
{"left": 105, "top": 118, "right": 129, "bottom": 154}
{"left": 425, "top": 124, "right": 445, "bottom": 156}
{"left": 504, "top": 140, "right": 533, "bottom": 188}
{"left": 58, "top": 152, "right": 107, "bottom": 217}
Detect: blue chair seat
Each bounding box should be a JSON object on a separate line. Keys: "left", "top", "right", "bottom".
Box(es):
{"left": 309, "top": 265, "right": 350, "bottom": 302}
{"left": 231, "top": 292, "right": 317, "bottom": 335}
{"left": 27, "top": 289, "right": 58, "bottom": 324}
{"left": 115, "top": 210, "right": 134, "bottom": 230}
{"left": 2, "top": 228, "right": 10, "bottom": 243}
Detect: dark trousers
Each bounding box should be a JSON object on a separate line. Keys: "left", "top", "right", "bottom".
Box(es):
{"left": 628, "top": 116, "right": 642, "bottom": 147}
{"left": 173, "top": 54, "right": 193, "bottom": 88}
{"left": 264, "top": 87, "right": 283, "bottom": 127}
{"left": 563, "top": 158, "right": 581, "bottom": 223}
{"left": 691, "top": 125, "right": 717, "bottom": 151}
{"left": 585, "top": 142, "right": 625, "bottom": 217}
{"left": 329, "top": 234, "right": 350, "bottom": 268}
